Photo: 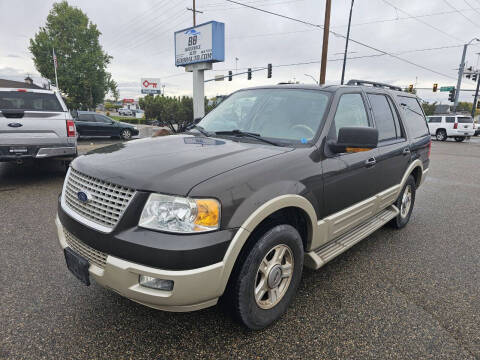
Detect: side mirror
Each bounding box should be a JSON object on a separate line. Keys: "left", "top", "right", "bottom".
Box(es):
{"left": 328, "top": 127, "right": 378, "bottom": 154}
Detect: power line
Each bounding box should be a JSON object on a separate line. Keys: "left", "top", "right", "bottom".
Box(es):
{"left": 382, "top": 0, "right": 462, "bottom": 42}
{"left": 463, "top": 0, "right": 480, "bottom": 16}
{"left": 225, "top": 0, "right": 457, "bottom": 80}
{"left": 442, "top": 0, "right": 480, "bottom": 28}
{"left": 107, "top": 0, "right": 172, "bottom": 47}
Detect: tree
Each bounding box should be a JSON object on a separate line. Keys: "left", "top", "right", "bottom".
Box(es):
{"left": 421, "top": 101, "right": 437, "bottom": 116}
{"left": 29, "top": 1, "right": 117, "bottom": 110}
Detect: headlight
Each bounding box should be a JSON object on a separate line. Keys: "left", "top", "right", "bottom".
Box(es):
{"left": 139, "top": 194, "right": 220, "bottom": 233}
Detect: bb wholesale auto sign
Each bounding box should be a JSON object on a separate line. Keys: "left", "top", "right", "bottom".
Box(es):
{"left": 174, "top": 21, "right": 225, "bottom": 67}
{"left": 141, "top": 78, "right": 161, "bottom": 94}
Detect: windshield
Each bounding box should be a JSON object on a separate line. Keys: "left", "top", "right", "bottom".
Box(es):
{"left": 0, "top": 91, "right": 63, "bottom": 112}
{"left": 198, "top": 88, "right": 330, "bottom": 144}
{"left": 457, "top": 117, "right": 472, "bottom": 124}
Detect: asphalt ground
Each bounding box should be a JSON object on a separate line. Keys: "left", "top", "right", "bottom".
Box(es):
{"left": 1, "top": 137, "right": 479, "bottom": 359}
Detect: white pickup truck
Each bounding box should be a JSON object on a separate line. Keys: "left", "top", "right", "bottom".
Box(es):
{"left": 426, "top": 114, "right": 475, "bottom": 142}
{"left": 0, "top": 88, "right": 77, "bottom": 164}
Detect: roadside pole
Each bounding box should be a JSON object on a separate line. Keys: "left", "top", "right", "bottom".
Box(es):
{"left": 471, "top": 72, "right": 480, "bottom": 119}
{"left": 319, "top": 0, "right": 331, "bottom": 85}
{"left": 454, "top": 44, "right": 468, "bottom": 112}
{"left": 340, "top": 0, "right": 354, "bottom": 85}
{"left": 454, "top": 38, "right": 480, "bottom": 112}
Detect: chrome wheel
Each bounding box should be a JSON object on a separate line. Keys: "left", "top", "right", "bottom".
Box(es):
{"left": 254, "top": 244, "right": 294, "bottom": 309}
{"left": 400, "top": 185, "right": 412, "bottom": 219}
{"left": 436, "top": 130, "right": 446, "bottom": 141}
{"left": 121, "top": 129, "right": 132, "bottom": 140}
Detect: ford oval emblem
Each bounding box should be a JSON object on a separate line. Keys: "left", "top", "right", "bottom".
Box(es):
{"left": 8, "top": 123, "right": 23, "bottom": 128}
{"left": 77, "top": 191, "right": 90, "bottom": 203}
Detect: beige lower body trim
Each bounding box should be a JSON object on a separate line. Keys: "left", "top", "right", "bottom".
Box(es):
{"left": 56, "top": 216, "right": 223, "bottom": 312}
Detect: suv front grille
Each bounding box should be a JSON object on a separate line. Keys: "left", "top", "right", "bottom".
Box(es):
{"left": 64, "top": 229, "right": 108, "bottom": 268}
{"left": 63, "top": 168, "right": 135, "bottom": 230}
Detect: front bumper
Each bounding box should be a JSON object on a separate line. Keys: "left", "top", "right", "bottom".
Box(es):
{"left": 56, "top": 215, "right": 226, "bottom": 311}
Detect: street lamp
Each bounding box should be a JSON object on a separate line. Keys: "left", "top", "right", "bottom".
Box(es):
{"left": 454, "top": 37, "right": 480, "bottom": 112}
{"left": 304, "top": 74, "right": 319, "bottom": 85}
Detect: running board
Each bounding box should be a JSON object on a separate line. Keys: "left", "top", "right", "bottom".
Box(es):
{"left": 304, "top": 205, "right": 399, "bottom": 270}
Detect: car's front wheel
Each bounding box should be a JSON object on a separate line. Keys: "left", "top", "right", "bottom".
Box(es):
{"left": 120, "top": 129, "right": 132, "bottom": 140}
{"left": 230, "top": 224, "right": 304, "bottom": 330}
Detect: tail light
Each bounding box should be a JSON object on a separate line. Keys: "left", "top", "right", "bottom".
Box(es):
{"left": 66, "top": 119, "right": 76, "bottom": 137}
{"left": 427, "top": 139, "right": 432, "bottom": 158}
{"left": 453, "top": 122, "right": 458, "bottom": 129}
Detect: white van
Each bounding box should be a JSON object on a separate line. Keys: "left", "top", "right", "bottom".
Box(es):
{"left": 427, "top": 114, "right": 474, "bottom": 142}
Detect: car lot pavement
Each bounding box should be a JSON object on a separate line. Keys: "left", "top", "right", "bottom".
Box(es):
{"left": 0, "top": 139, "right": 479, "bottom": 359}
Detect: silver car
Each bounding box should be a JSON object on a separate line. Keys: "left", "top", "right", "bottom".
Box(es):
{"left": 0, "top": 88, "right": 77, "bottom": 164}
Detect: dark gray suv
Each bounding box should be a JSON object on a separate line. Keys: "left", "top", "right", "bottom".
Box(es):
{"left": 56, "top": 80, "right": 431, "bottom": 329}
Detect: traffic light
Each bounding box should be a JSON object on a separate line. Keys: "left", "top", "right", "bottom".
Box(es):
{"left": 433, "top": 83, "right": 438, "bottom": 92}
{"left": 466, "top": 66, "right": 472, "bottom": 79}
{"left": 247, "top": 68, "right": 252, "bottom": 80}
{"left": 448, "top": 87, "right": 456, "bottom": 102}
{"left": 228, "top": 71, "right": 232, "bottom": 81}
{"left": 472, "top": 73, "right": 477, "bottom": 82}
{"left": 267, "top": 63, "right": 272, "bottom": 78}
{"left": 408, "top": 84, "right": 413, "bottom": 93}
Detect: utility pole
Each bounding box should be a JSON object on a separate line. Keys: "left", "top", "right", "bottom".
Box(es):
{"left": 187, "top": 0, "right": 203, "bottom": 26}
{"left": 472, "top": 72, "right": 480, "bottom": 119}
{"left": 454, "top": 38, "right": 480, "bottom": 112}
{"left": 319, "top": 0, "right": 331, "bottom": 85}
{"left": 341, "top": 0, "right": 354, "bottom": 85}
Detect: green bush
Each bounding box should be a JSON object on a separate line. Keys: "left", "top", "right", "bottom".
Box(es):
{"left": 110, "top": 116, "right": 146, "bottom": 124}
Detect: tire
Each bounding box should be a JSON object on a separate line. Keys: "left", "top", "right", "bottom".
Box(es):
{"left": 454, "top": 137, "right": 465, "bottom": 142}
{"left": 436, "top": 129, "right": 447, "bottom": 141}
{"left": 230, "top": 224, "right": 304, "bottom": 330}
{"left": 390, "top": 175, "right": 416, "bottom": 229}
{"left": 120, "top": 129, "right": 132, "bottom": 140}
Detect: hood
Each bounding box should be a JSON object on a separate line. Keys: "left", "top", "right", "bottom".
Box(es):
{"left": 72, "top": 134, "right": 293, "bottom": 195}
{"left": 118, "top": 121, "right": 135, "bottom": 127}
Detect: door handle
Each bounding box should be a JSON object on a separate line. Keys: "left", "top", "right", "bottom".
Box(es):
{"left": 365, "top": 157, "right": 376, "bottom": 167}
{"left": 402, "top": 147, "right": 411, "bottom": 155}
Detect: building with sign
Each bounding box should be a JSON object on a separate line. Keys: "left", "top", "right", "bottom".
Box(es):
{"left": 141, "top": 78, "right": 161, "bottom": 95}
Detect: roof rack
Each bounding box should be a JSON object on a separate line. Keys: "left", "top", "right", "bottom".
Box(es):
{"left": 346, "top": 79, "right": 403, "bottom": 92}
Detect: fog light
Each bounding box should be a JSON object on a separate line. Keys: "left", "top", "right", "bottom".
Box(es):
{"left": 139, "top": 275, "right": 174, "bottom": 291}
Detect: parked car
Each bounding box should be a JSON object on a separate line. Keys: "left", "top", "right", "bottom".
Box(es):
{"left": 75, "top": 111, "right": 139, "bottom": 140}
{"left": 118, "top": 108, "right": 134, "bottom": 116}
{"left": 427, "top": 114, "right": 474, "bottom": 141}
{"left": 0, "top": 87, "right": 77, "bottom": 164}
{"left": 474, "top": 121, "right": 479, "bottom": 136}
{"left": 56, "top": 80, "right": 430, "bottom": 329}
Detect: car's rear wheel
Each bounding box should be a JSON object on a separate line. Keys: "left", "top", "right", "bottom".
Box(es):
{"left": 390, "top": 175, "right": 416, "bottom": 229}
{"left": 436, "top": 129, "right": 447, "bottom": 141}
{"left": 230, "top": 224, "right": 304, "bottom": 330}
{"left": 120, "top": 129, "right": 132, "bottom": 140}
{"left": 454, "top": 136, "right": 465, "bottom": 142}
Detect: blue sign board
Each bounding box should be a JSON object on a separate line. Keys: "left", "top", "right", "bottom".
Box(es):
{"left": 174, "top": 21, "right": 225, "bottom": 67}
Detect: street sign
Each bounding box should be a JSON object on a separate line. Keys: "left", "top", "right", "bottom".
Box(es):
{"left": 141, "top": 78, "right": 161, "bottom": 94}
{"left": 440, "top": 86, "right": 454, "bottom": 92}
{"left": 174, "top": 21, "right": 225, "bottom": 67}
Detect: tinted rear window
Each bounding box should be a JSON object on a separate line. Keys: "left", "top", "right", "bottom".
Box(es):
{"left": 0, "top": 91, "right": 63, "bottom": 112}
{"left": 457, "top": 117, "right": 472, "bottom": 124}
{"left": 397, "top": 96, "right": 429, "bottom": 138}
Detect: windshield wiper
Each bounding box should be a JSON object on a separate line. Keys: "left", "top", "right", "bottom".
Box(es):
{"left": 214, "top": 129, "right": 280, "bottom": 146}
{"left": 190, "top": 125, "right": 212, "bottom": 137}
